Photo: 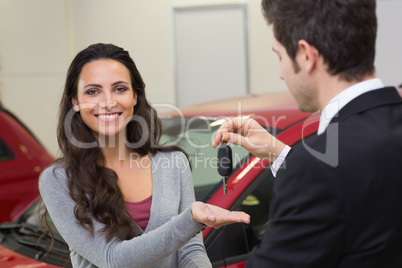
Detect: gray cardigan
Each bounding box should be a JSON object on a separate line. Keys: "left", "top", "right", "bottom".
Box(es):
{"left": 39, "top": 151, "right": 212, "bottom": 268}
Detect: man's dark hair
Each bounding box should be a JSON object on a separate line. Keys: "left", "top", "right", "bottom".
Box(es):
{"left": 262, "top": 0, "right": 377, "bottom": 82}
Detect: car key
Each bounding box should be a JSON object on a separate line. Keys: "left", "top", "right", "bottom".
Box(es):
{"left": 217, "top": 145, "right": 233, "bottom": 194}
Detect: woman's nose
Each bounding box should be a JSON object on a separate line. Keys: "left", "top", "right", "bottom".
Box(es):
{"left": 100, "top": 94, "right": 117, "bottom": 110}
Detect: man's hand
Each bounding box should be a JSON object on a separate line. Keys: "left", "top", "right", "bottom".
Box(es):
{"left": 191, "top": 202, "right": 250, "bottom": 229}
{"left": 212, "top": 117, "right": 285, "bottom": 161}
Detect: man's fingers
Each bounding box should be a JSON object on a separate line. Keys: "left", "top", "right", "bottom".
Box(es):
{"left": 212, "top": 117, "right": 257, "bottom": 147}
{"left": 212, "top": 121, "right": 231, "bottom": 147}
{"left": 211, "top": 135, "right": 222, "bottom": 148}
{"left": 225, "top": 133, "right": 249, "bottom": 149}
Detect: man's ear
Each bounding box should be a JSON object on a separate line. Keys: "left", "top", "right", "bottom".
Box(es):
{"left": 72, "top": 97, "right": 80, "bottom": 112}
{"left": 298, "top": 40, "right": 319, "bottom": 73}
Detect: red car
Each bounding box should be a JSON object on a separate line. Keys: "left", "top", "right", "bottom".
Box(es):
{"left": 0, "top": 102, "right": 54, "bottom": 223}
{"left": 0, "top": 92, "right": 317, "bottom": 267}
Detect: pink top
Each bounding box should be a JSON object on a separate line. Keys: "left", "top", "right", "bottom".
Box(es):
{"left": 125, "top": 195, "right": 152, "bottom": 231}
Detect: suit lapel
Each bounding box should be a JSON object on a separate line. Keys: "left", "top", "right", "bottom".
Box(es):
{"left": 331, "top": 87, "right": 402, "bottom": 124}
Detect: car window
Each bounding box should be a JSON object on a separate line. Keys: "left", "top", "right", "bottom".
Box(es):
{"left": 0, "top": 138, "right": 14, "bottom": 162}
{"left": 160, "top": 117, "right": 249, "bottom": 201}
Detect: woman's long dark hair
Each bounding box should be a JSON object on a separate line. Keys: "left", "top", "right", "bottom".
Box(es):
{"left": 43, "top": 43, "right": 183, "bottom": 242}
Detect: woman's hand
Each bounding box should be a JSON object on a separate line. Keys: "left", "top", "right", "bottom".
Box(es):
{"left": 190, "top": 202, "right": 250, "bottom": 229}
{"left": 212, "top": 116, "right": 285, "bottom": 162}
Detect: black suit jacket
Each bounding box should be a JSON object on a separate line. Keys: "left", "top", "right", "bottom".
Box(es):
{"left": 246, "top": 87, "right": 402, "bottom": 267}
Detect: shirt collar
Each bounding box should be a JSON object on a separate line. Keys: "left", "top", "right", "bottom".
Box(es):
{"left": 317, "top": 78, "right": 384, "bottom": 135}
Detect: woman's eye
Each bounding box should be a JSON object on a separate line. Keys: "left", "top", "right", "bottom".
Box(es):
{"left": 86, "top": 89, "right": 98, "bottom": 95}
{"left": 115, "top": 86, "right": 128, "bottom": 93}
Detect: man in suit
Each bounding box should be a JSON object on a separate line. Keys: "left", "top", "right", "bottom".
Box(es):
{"left": 212, "top": 0, "right": 402, "bottom": 267}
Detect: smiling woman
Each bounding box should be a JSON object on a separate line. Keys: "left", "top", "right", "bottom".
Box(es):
{"left": 38, "top": 43, "right": 249, "bottom": 268}
{"left": 72, "top": 59, "right": 137, "bottom": 139}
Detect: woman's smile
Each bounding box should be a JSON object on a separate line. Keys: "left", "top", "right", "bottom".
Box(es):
{"left": 95, "top": 112, "right": 123, "bottom": 122}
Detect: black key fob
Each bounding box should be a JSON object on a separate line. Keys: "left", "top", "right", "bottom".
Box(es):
{"left": 218, "top": 145, "right": 233, "bottom": 176}
{"left": 218, "top": 145, "right": 232, "bottom": 194}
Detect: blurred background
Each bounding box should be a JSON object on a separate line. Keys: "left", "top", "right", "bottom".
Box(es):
{"left": 0, "top": 0, "right": 400, "bottom": 157}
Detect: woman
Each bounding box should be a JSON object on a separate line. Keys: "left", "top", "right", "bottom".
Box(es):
{"left": 39, "top": 43, "right": 249, "bottom": 268}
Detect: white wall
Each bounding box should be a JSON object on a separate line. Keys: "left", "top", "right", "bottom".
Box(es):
{"left": 0, "top": 0, "right": 69, "bottom": 156}
{"left": 67, "top": 0, "right": 284, "bottom": 103}
{"left": 375, "top": 0, "right": 402, "bottom": 87}
{"left": 0, "top": 0, "right": 399, "bottom": 155}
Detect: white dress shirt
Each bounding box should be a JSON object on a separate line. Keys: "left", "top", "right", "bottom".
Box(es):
{"left": 271, "top": 78, "right": 385, "bottom": 177}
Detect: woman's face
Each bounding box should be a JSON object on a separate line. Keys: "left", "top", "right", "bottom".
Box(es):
{"left": 72, "top": 59, "right": 137, "bottom": 138}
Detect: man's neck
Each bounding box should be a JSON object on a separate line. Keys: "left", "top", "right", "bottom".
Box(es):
{"left": 317, "top": 74, "right": 377, "bottom": 111}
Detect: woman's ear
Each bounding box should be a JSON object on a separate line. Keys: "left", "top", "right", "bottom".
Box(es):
{"left": 72, "top": 97, "right": 80, "bottom": 112}
{"left": 133, "top": 93, "right": 138, "bottom": 106}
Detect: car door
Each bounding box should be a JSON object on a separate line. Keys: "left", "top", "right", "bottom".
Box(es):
{"left": 204, "top": 116, "right": 319, "bottom": 267}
